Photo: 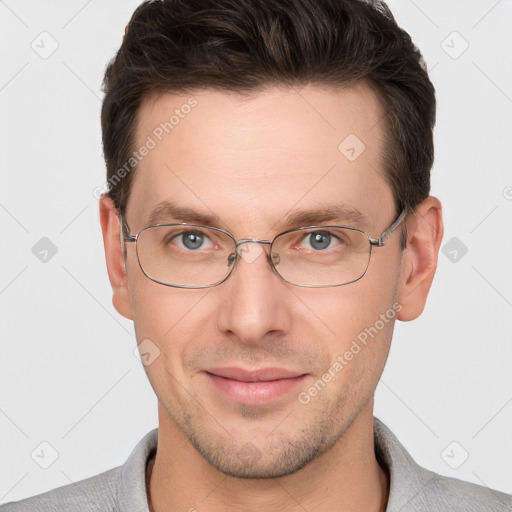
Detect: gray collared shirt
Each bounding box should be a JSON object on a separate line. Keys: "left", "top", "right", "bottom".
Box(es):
{"left": 1, "top": 417, "right": 510, "bottom": 511}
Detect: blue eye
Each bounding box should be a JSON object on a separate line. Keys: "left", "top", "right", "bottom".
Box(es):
{"left": 171, "top": 230, "right": 214, "bottom": 251}
{"left": 307, "top": 231, "right": 332, "bottom": 250}
{"left": 181, "top": 232, "right": 205, "bottom": 250}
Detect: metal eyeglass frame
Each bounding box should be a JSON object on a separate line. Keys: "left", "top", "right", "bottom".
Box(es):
{"left": 120, "top": 209, "right": 408, "bottom": 289}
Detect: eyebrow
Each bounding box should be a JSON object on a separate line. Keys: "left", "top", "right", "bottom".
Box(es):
{"left": 145, "top": 200, "right": 373, "bottom": 232}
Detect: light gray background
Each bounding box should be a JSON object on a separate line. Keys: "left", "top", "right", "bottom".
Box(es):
{"left": 1, "top": 0, "right": 511, "bottom": 503}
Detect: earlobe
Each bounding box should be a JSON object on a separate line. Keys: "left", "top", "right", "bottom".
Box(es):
{"left": 99, "top": 194, "right": 134, "bottom": 320}
{"left": 396, "top": 196, "right": 444, "bottom": 322}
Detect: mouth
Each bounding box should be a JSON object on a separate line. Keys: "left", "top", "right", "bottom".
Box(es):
{"left": 204, "top": 367, "right": 309, "bottom": 405}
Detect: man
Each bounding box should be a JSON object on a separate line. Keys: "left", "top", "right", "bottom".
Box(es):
{"left": 2, "top": 0, "right": 510, "bottom": 511}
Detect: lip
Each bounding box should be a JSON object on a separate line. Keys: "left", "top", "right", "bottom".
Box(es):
{"left": 206, "top": 367, "right": 305, "bottom": 382}
{"left": 204, "top": 367, "right": 308, "bottom": 405}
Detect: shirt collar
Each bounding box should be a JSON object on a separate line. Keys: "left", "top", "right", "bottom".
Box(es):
{"left": 117, "top": 427, "right": 157, "bottom": 512}
{"left": 373, "top": 417, "right": 441, "bottom": 511}
{"left": 115, "top": 417, "right": 435, "bottom": 512}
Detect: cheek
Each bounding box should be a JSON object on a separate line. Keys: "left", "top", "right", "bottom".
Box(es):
{"left": 298, "top": 275, "right": 395, "bottom": 341}
{"left": 129, "top": 281, "right": 214, "bottom": 401}
{"left": 294, "top": 265, "right": 399, "bottom": 393}
{"left": 302, "top": 290, "right": 397, "bottom": 413}
{"left": 127, "top": 252, "right": 199, "bottom": 334}
{"left": 127, "top": 260, "right": 213, "bottom": 373}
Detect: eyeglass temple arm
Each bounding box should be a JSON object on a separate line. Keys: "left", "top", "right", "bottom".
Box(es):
{"left": 119, "top": 215, "right": 137, "bottom": 253}
{"left": 118, "top": 208, "right": 415, "bottom": 249}
{"left": 369, "top": 207, "right": 414, "bottom": 247}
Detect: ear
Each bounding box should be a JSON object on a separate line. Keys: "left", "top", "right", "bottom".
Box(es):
{"left": 396, "top": 196, "right": 444, "bottom": 321}
{"left": 99, "top": 194, "right": 133, "bottom": 320}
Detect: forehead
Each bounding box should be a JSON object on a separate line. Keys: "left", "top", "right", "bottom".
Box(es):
{"left": 127, "top": 83, "right": 394, "bottom": 234}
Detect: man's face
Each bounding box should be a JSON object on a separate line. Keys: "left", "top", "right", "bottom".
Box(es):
{"left": 121, "top": 83, "right": 404, "bottom": 477}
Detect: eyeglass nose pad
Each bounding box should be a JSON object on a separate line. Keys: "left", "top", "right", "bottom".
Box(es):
{"left": 226, "top": 243, "right": 259, "bottom": 268}
{"left": 227, "top": 252, "right": 237, "bottom": 267}
{"left": 227, "top": 246, "right": 279, "bottom": 268}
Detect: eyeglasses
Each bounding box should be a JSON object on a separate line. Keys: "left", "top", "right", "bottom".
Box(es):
{"left": 120, "top": 210, "right": 407, "bottom": 289}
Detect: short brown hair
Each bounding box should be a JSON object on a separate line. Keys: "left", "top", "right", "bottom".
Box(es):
{"left": 101, "top": 0, "right": 435, "bottom": 229}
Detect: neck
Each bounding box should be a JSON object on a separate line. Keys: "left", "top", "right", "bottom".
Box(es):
{"left": 147, "top": 402, "right": 389, "bottom": 512}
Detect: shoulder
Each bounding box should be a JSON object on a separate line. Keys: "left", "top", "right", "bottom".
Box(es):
{"left": 373, "top": 417, "right": 511, "bottom": 512}
{"left": 0, "top": 467, "right": 121, "bottom": 512}
{"left": 0, "top": 428, "right": 158, "bottom": 512}
{"left": 413, "top": 466, "right": 511, "bottom": 511}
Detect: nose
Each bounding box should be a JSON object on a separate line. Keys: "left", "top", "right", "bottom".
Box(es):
{"left": 215, "top": 239, "right": 292, "bottom": 345}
